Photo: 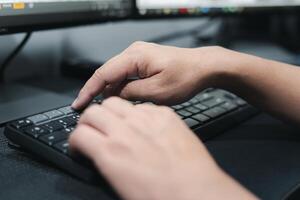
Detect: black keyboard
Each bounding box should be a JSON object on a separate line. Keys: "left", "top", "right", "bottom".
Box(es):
{"left": 4, "top": 89, "right": 259, "bottom": 182}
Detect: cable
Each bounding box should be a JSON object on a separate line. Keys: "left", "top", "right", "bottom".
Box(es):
{"left": 0, "top": 32, "right": 32, "bottom": 82}
{"left": 147, "top": 18, "right": 214, "bottom": 44}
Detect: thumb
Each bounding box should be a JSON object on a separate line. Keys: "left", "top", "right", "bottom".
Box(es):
{"left": 115, "top": 75, "right": 163, "bottom": 102}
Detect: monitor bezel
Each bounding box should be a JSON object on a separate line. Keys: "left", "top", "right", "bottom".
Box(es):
{"left": 0, "top": 4, "right": 133, "bottom": 35}
{"left": 132, "top": 1, "right": 300, "bottom": 19}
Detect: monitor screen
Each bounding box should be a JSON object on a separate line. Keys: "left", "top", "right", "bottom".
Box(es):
{"left": 0, "top": 0, "right": 132, "bottom": 34}
{"left": 136, "top": 0, "right": 300, "bottom": 17}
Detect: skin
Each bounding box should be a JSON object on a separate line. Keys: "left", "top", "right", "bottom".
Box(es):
{"left": 68, "top": 41, "right": 300, "bottom": 200}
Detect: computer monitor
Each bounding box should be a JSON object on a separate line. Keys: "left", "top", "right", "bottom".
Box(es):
{"left": 136, "top": 0, "right": 300, "bottom": 17}
{"left": 0, "top": 0, "right": 132, "bottom": 34}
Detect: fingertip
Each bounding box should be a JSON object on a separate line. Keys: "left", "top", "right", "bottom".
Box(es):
{"left": 71, "top": 98, "right": 80, "bottom": 109}
{"left": 71, "top": 94, "right": 93, "bottom": 110}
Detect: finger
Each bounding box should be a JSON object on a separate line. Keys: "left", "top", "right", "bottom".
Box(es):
{"left": 101, "top": 97, "right": 135, "bottom": 118}
{"left": 69, "top": 124, "right": 106, "bottom": 163}
{"left": 134, "top": 103, "right": 158, "bottom": 113}
{"left": 79, "top": 104, "right": 128, "bottom": 136}
{"left": 114, "top": 74, "right": 164, "bottom": 102}
{"left": 102, "top": 98, "right": 155, "bottom": 134}
{"left": 102, "top": 83, "right": 119, "bottom": 98}
{"left": 72, "top": 53, "right": 141, "bottom": 110}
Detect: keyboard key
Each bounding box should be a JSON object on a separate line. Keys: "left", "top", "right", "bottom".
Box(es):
{"left": 54, "top": 140, "right": 69, "bottom": 154}
{"left": 27, "top": 114, "right": 49, "bottom": 124}
{"left": 39, "top": 131, "right": 69, "bottom": 146}
{"left": 58, "top": 106, "right": 76, "bottom": 115}
{"left": 43, "top": 121, "right": 64, "bottom": 132}
{"left": 58, "top": 117, "right": 76, "bottom": 127}
{"left": 195, "top": 93, "right": 213, "bottom": 101}
{"left": 25, "top": 126, "right": 49, "bottom": 138}
{"left": 224, "top": 93, "right": 237, "bottom": 100}
{"left": 202, "top": 107, "right": 227, "bottom": 118}
{"left": 236, "top": 99, "right": 247, "bottom": 106}
{"left": 181, "top": 102, "right": 191, "bottom": 107}
{"left": 192, "top": 114, "right": 210, "bottom": 123}
{"left": 11, "top": 119, "right": 32, "bottom": 129}
{"left": 185, "top": 107, "right": 201, "bottom": 114}
{"left": 188, "top": 98, "right": 199, "bottom": 104}
{"left": 194, "top": 103, "right": 208, "bottom": 111}
{"left": 221, "top": 102, "right": 238, "bottom": 111}
{"left": 72, "top": 114, "right": 81, "bottom": 121}
{"left": 92, "top": 99, "right": 102, "bottom": 104}
{"left": 184, "top": 118, "right": 199, "bottom": 128}
{"left": 202, "top": 98, "right": 226, "bottom": 108}
{"left": 43, "top": 110, "right": 64, "bottom": 119}
{"left": 177, "top": 110, "right": 192, "bottom": 118}
{"left": 65, "top": 126, "right": 76, "bottom": 133}
{"left": 172, "top": 105, "right": 183, "bottom": 110}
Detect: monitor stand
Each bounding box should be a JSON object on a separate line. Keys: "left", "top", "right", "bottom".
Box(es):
{"left": 0, "top": 83, "right": 73, "bottom": 126}
{"left": 196, "top": 14, "right": 300, "bottom": 53}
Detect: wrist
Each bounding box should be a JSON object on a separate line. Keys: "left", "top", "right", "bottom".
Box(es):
{"left": 194, "top": 46, "right": 252, "bottom": 91}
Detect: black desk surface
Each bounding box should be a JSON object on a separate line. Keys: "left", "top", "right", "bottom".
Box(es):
{"left": 1, "top": 113, "right": 300, "bottom": 200}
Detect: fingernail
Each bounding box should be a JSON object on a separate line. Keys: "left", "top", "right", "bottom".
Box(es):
{"left": 71, "top": 97, "right": 79, "bottom": 108}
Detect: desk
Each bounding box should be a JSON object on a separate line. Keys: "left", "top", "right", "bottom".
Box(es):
{"left": 1, "top": 113, "right": 300, "bottom": 200}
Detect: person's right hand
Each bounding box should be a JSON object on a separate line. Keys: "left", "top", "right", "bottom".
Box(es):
{"left": 69, "top": 97, "right": 258, "bottom": 200}
{"left": 72, "top": 42, "right": 230, "bottom": 109}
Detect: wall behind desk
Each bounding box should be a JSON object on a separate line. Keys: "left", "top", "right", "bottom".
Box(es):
{"left": 0, "top": 19, "right": 204, "bottom": 81}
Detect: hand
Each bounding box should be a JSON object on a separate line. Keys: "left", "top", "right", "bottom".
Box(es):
{"left": 72, "top": 42, "right": 228, "bottom": 109}
{"left": 69, "top": 97, "right": 257, "bottom": 200}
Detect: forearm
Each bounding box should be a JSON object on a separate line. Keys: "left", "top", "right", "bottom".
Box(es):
{"left": 207, "top": 47, "right": 300, "bottom": 125}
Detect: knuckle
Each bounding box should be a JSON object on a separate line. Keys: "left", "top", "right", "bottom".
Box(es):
{"left": 130, "top": 41, "right": 147, "bottom": 49}
{"left": 94, "top": 68, "right": 103, "bottom": 79}
{"left": 81, "top": 104, "right": 100, "bottom": 119}
{"left": 159, "top": 106, "right": 174, "bottom": 116}
{"left": 69, "top": 125, "right": 87, "bottom": 145}
{"left": 124, "top": 47, "right": 144, "bottom": 63}
{"left": 136, "top": 103, "right": 154, "bottom": 110}
{"left": 102, "top": 96, "right": 122, "bottom": 106}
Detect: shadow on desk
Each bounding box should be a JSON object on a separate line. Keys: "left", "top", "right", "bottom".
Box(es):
{"left": 207, "top": 114, "right": 300, "bottom": 200}
{"left": 1, "top": 113, "right": 300, "bottom": 200}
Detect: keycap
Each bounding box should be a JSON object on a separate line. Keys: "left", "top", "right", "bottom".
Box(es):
{"left": 27, "top": 114, "right": 49, "bottom": 124}
{"left": 92, "top": 99, "right": 102, "bottom": 104}
{"left": 221, "top": 102, "right": 238, "bottom": 111}
{"left": 181, "top": 102, "right": 191, "bottom": 107}
{"left": 194, "top": 103, "right": 208, "bottom": 111}
{"left": 202, "top": 98, "right": 226, "bottom": 108}
{"left": 224, "top": 93, "right": 237, "bottom": 100}
{"left": 195, "top": 93, "right": 213, "bottom": 101}
{"left": 236, "top": 99, "right": 247, "bottom": 106}
{"left": 188, "top": 98, "right": 199, "bottom": 104}
{"left": 39, "top": 131, "right": 69, "bottom": 146}
{"left": 43, "top": 110, "right": 64, "bottom": 119}
{"left": 43, "top": 121, "right": 64, "bottom": 132}
{"left": 58, "top": 117, "right": 76, "bottom": 127}
{"left": 58, "top": 106, "right": 76, "bottom": 115}
{"left": 185, "top": 107, "right": 201, "bottom": 114}
{"left": 54, "top": 140, "right": 69, "bottom": 154}
{"left": 172, "top": 105, "right": 183, "bottom": 110}
{"left": 184, "top": 118, "right": 199, "bottom": 128}
{"left": 25, "top": 126, "right": 49, "bottom": 138}
{"left": 177, "top": 110, "right": 192, "bottom": 118}
{"left": 202, "top": 107, "right": 227, "bottom": 118}
{"left": 65, "top": 126, "right": 76, "bottom": 133}
{"left": 11, "top": 119, "right": 32, "bottom": 129}
{"left": 192, "top": 114, "right": 210, "bottom": 123}
{"left": 72, "top": 114, "right": 81, "bottom": 121}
